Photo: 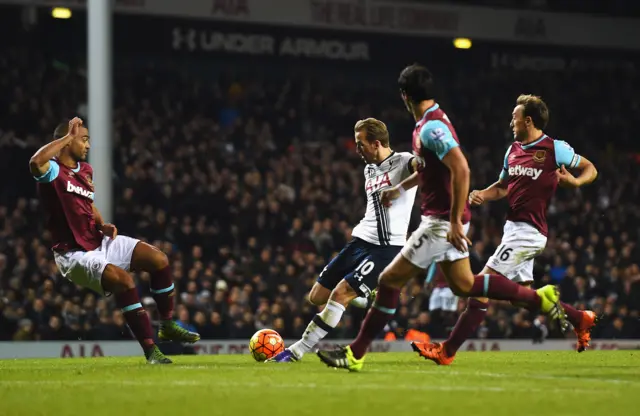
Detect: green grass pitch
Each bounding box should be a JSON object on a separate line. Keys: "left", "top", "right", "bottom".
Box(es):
{"left": 1, "top": 351, "right": 638, "bottom": 416}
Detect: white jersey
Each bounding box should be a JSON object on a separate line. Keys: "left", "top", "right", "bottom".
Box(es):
{"left": 352, "top": 152, "right": 418, "bottom": 246}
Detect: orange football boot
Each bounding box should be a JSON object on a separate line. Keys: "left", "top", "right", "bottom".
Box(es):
{"left": 575, "top": 310, "right": 599, "bottom": 353}
{"left": 411, "top": 341, "right": 455, "bottom": 365}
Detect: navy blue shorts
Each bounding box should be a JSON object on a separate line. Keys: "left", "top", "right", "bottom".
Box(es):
{"left": 317, "top": 238, "right": 402, "bottom": 297}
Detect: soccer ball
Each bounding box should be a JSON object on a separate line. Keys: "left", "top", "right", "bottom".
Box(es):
{"left": 249, "top": 329, "right": 285, "bottom": 361}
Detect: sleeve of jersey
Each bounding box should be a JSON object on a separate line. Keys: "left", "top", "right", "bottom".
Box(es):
{"left": 553, "top": 140, "right": 581, "bottom": 168}
{"left": 499, "top": 145, "right": 512, "bottom": 182}
{"left": 419, "top": 120, "right": 459, "bottom": 161}
{"left": 33, "top": 160, "right": 60, "bottom": 183}
{"left": 402, "top": 153, "right": 416, "bottom": 176}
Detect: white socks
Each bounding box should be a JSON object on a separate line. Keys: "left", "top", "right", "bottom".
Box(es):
{"left": 289, "top": 300, "right": 346, "bottom": 359}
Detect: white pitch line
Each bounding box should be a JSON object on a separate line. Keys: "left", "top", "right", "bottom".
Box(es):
{"left": 2, "top": 365, "right": 636, "bottom": 387}
{"left": 170, "top": 364, "right": 640, "bottom": 386}
{"left": 368, "top": 368, "right": 640, "bottom": 386}
{"left": 0, "top": 379, "right": 605, "bottom": 394}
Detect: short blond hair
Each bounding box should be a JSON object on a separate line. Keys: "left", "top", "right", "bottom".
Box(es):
{"left": 354, "top": 118, "right": 390, "bottom": 147}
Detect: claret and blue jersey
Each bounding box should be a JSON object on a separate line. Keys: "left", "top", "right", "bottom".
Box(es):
{"left": 500, "top": 135, "right": 581, "bottom": 182}
{"left": 32, "top": 158, "right": 102, "bottom": 252}
{"left": 412, "top": 103, "right": 471, "bottom": 223}
{"left": 499, "top": 134, "right": 582, "bottom": 236}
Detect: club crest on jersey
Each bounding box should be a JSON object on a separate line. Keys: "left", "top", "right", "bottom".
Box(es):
{"left": 85, "top": 175, "right": 94, "bottom": 189}
{"left": 66, "top": 181, "right": 95, "bottom": 200}
{"left": 533, "top": 150, "right": 546, "bottom": 163}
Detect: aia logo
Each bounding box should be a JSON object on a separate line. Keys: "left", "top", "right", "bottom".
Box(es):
{"left": 365, "top": 172, "right": 391, "bottom": 193}
{"left": 211, "top": 0, "right": 250, "bottom": 16}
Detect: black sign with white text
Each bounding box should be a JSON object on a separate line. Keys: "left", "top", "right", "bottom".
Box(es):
{"left": 0, "top": 6, "right": 637, "bottom": 71}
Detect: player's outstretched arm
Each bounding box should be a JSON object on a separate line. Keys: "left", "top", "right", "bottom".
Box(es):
{"left": 29, "top": 117, "right": 82, "bottom": 177}
{"left": 557, "top": 156, "right": 598, "bottom": 188}
{"left": 380, "top": 172, "right": 419, "bottom": 207}
{"left": 399, "top": 171, "right": 420, "bottom": 191}
{"left": 469, "top": 180, "right": 508, "bottom": 205}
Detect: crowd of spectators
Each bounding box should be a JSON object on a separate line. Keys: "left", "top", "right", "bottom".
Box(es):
{"left": 1, "top": 36, "right": 639, "bottom": 345}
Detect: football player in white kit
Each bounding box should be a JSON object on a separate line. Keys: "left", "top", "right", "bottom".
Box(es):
{"left": 268, "top": 118, "right": 417, "bottom": 362}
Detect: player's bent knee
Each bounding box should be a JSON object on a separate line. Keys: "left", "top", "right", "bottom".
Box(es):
{"left": 308, "top": 284, "right": 330, "bottom": 306}
{"left": 131, "top": 241, "right": 169, "bottom": 272}
{"left": 378, "top": 269, "right": 394, "bottom": 285}
{"left": 440, "top": 261, "right": 474, "bottom": 296}
{"left": 102, "top": 264, "right": 135, "bottom": 293}
{"left": 457, "top": 282, "right": 475, "bottom": 296}
{"left": 154, "top": 250, "right": 169, "bottom": 269}
{"left": 448, "top": 285, "right": 465, "bottom": 297}
{"left": 331, "top": 280, "right": 357, "bottom": 307}
{"left": 308, "top": 294, "right": 323, "bottom": 306}
{"left": 447, "top": 279, "right": 473, "bottom": 297}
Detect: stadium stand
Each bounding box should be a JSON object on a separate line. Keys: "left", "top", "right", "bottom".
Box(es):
{"left": 0, "top": 6, "right": 639, "bottom": 344}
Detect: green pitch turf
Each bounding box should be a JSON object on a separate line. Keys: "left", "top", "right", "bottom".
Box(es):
{"left": 1, "top": 351, "right": 638, "bottom": 416}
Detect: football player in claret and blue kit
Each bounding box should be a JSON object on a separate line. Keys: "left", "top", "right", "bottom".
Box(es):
{"left": 30, "top": 117, "right": 200, "bottom": 364}
{"left": 413, "top": 94, "right": 599, "bottom": 365}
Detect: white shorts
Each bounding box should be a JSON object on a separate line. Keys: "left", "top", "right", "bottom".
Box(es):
{"left": 54, "top": 235, "right": 140, "bottom": 295}
{"left": 401, "top": 216, "right": 470, "bottom": 270}
{"left": 486, "top": 221, "right": 547, "bottom": 283}
{"left": 429, "top": 287, "right": 459, "bottom": 312}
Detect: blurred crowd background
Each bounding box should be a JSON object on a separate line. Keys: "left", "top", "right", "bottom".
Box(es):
{"left": 0, "top": 2, "right": 639, "bottom": 344}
